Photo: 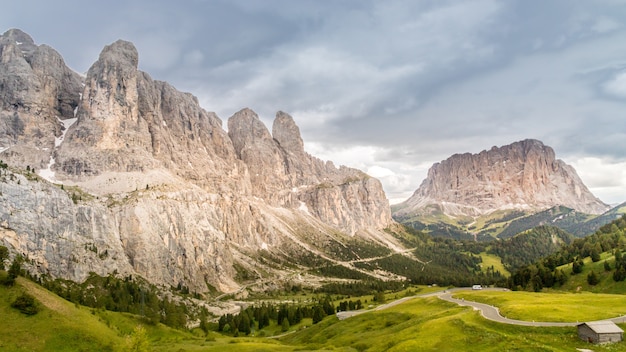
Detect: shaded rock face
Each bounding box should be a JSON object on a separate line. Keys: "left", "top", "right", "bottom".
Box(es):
{"left": 394, "top": 139, "right": 608, "bottom": 218}
{"left": 0, "top": 30, "right": 394, "bottom": 292}
{"left": 0, "top": 28, "right": 83, "bottom": 169}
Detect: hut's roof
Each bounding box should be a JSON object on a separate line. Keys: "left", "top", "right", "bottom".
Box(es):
{"left": 578, "top": 321, "right": 624, "bottom": 334}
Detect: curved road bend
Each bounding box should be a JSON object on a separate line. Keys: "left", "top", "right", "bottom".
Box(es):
{"left": 337, "top": 288, "right": 626, "bottom": 327}
{"left": 437, "top": 290, "right": 575, "bottom": 327}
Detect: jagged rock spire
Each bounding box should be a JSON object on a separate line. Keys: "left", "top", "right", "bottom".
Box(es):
{"left": 272, "top": 111, "right": 304, "bottom": 154}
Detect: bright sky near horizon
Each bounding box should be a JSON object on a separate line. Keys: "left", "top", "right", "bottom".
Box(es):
{"left": 3, "top": 0, "right": 626, "bottom": 205}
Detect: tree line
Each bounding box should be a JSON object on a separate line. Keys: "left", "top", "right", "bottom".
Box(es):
{"left": 216, "top": 295, "right": 368, "bottom": 336}
{"left": 38, "top": 272, "right": 192, "bottom": 329}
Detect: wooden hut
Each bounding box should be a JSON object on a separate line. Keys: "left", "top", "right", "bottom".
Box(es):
{"left": 577, "top": 321, "right": 623, "bottom": 344}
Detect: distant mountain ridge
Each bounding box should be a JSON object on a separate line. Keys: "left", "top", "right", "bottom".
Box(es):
{"left": 394, "top": 139, "right": 608, "bottom": 218}
{"left": 392, "top": 139, "right": 612, "bottom": 239}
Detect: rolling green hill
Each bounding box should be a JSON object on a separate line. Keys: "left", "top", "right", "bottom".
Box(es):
{"left": 507, "top": 215, "right": 626, "bottom": 292}
{"left": 488, "top": 225, "right": 574, "bottom": 271}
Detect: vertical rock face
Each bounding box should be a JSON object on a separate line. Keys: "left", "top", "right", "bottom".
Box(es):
{"left": 394, "top": 139, "right": 609, "bottom": 218}
{"left": 228, "top": 109, "right": 393, "bottom": 234}
{"left": 0, "top": 30, "right": 395, "bottom": 293}
{"left": 273, "top": 111, "right": 304, "bottom": 153}
{"left": 0, "top": 28, "right": 83, "bottom": 169}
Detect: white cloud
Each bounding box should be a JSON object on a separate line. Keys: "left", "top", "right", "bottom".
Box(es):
{"left": 603, "top": 70, "right": 626, "bottom": 98}
{"left": 591, "top": 17, "right": 622, "bottom": 34}
{"left": 568, "top": 157, "right": 626, "bottom": 205}
{"left": 367, "top": 166, "right": 395, "bottom": 178}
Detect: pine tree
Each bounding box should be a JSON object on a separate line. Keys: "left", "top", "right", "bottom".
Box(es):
{"left": 0, "top": 246, "right": 8, "bottom": 270}
{"left": 218, "top": 315, "right": 227, "bottom": 331}
{"left": 281, "top": 317, "right": 290, "bottom": 332}
{"left": 590, "top": 245, "right": 601, "bottom": 262}
{"left": 374, "top": 291, "right": 386, "bottom": 303}
{"left": 312, "top": 306, "right": 325, "bottom": 324}
{"left": 126, "top": 325, "right": 150, "bottom": 352}
{"left": 572, "top": 258, "right": 583, "bottom": 274}
{"left": 531, "top": 275, "right": 543, "bottom": 292}
{"left": 5, "top": 256, "right": 22, "bottom": 286}
{"left": 239, "top": 314, "right": 251, "bottom": 335}
{"left": 587, "top": 271, "right": 599, "bottom": 285}
{"left": 613, "top": 267, "right": 626, "bottom": 282}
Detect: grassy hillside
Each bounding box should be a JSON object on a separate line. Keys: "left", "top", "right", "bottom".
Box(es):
{"left": 4, "top": 270, "right": 626, "bottom": 350}
{"left": 507, "top": 215, "right": 626, "bottom": 292}
{"left": 0, "top": 276, "right": 218, "bottom": 351}
{"left": 0, "top": 277, "right": 127, "bottom": 351}
{"left": 488, "top": 225, "right": 574, "bottom": 271}
{"left": 556, "top": 253, "right": 626, "bottom": 294}
{"left": 280, "top": 296, "right": 625, "bottom": 351}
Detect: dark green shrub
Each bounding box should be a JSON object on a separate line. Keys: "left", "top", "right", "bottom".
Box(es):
{"left": 11, "top": 293, "right": 40, "bottom": 315}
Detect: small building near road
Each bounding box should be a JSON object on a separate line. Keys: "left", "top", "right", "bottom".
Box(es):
{"left": 577, "top": 321, "right": 624, "bottom": 344}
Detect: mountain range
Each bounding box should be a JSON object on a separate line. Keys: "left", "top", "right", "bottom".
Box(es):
{"left": 0, "top": 29, "right": 623, "bottom": 296}
{"left": 0, "top": 29, "right": 400, "bottom": 294}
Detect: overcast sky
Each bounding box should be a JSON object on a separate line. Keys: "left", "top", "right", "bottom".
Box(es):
{"left": 4, "top": 0, "right": 626, "bottom": 205}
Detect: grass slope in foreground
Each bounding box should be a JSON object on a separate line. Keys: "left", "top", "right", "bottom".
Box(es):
{"left": 0, "top": 276, "right": 209, "bottom": 352}
{"left": 0, "top": 277, "right": 126, "bottom": 351}
{"left": 280, "top": 295, "right": 626, "bottom": 351}
{"left": 4, "top": 274, "right": 626, "bottom": 351}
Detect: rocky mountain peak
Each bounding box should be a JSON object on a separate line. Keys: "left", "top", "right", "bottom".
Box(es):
{"left": 0, "top": 29, "right": 82, "bottom": 170}
{"left": 227, "top": 108, "right": 273, "bottom": 159}
{"left": 2, "top": 28, "right": 35, "bottom": 45}
{"left": 394, "top": 139, "right": 609, "bottom": 218}
{"left": 273, "top": 111, "right": 304, "bottom": 154}
{"left": 1, "top": 28, "right": 36, "bottom": 57}
{"left": 96, "top": 39, "right": 139, "bottom": 71}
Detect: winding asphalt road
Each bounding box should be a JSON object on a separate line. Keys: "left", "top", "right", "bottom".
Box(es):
{"left": 337, "top": 287, "right": 626, "bottom": 327}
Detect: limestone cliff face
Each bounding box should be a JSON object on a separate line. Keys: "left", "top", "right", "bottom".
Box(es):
{"left": 55, "top": 39, "right": 245, "bottom": 190}
{"left": 394, "top": 139, "right": 609, "bottom": 218}
{"left": 0, "top": 30, "right": 395, "bottom": 293}
{"left": 0, "top": 28, "right": 82, "bottom": 169}
{"left": 228, "top": 108, "right": 392, "bottom": 234}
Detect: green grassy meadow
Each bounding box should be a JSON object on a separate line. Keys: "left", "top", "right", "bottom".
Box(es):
{"left": 3, "top": 276, "right": 626, "bottom": 351}
{"left": 0, "top": 277, "right": 127, "bottom": 351}
{"left": 279, "top": 296, "right": 625, "bottom": 351}
{"left": 455, "top": 290, "right": 626, "bottom": 322}
{"left": 557, "top": 253, "right": 626, "bottom": 294}
{"left": 477, "top": 252, "right": 510, "bottom": 276}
